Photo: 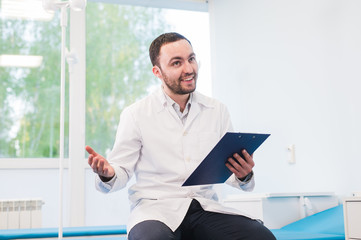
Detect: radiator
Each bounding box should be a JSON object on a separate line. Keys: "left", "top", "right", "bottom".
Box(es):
{"left": 0, "top": 199, "right": 43, "bottom": 229}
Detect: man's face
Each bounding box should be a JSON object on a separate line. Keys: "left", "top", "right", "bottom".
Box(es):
{"left": 153, "top": 39, "right": 198, "bottom": 96}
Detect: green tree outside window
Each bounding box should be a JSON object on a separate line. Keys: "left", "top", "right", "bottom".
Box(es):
{"left": 0, "top": 3, "right": 168, "bottom": 158}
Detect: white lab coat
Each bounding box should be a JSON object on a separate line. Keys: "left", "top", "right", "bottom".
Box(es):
{"left": 95, "top": 88, "right": 255, "bottom": 232}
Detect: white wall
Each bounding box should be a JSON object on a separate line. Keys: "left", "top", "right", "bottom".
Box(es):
{"left": 84, "top": 169, "right": 131, "bottom": 226}
{"left": 209, "top": 0, "right": 361, "bottom": 197}
{"left": 0, "top": 168, "right": 131, "bottom": 227}
{"left": 0, "top": 169, "right": 68, "bottom": 228}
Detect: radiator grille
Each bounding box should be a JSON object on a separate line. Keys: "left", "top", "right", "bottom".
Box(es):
{"left": 0, "top": 199, "right": 43, "bottom": 229}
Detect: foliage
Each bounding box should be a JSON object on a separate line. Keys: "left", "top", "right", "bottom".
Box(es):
{"left": 86, "top": 3, "right": 168, "bottom": 156}
{"left": 0, "top": 3, "right": 168, "bottom": 158}
{"left": 0, "top": 15, "right": 62, "bottom": 158}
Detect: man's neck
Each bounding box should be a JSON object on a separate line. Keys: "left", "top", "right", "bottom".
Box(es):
{"left": 163, "top": 88, "right": 190, "bottom": 113}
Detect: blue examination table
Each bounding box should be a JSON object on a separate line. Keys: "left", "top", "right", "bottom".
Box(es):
{"left": 0, "top": 225, "right": 127, "bottom": 239}
{"left": 0, "top": 205, "right": 344, "bottom": 239}
{"left": 271, "top": 204, "right": 345, "bottom": 239}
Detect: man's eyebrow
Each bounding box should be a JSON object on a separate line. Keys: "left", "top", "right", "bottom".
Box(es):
{"left": 169, "top": 56, "right": 182, "bottom": 63}
{"left": 168, "top": 53, "right": 196, "bottom": 63}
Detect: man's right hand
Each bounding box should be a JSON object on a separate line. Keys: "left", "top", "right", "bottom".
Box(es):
{"left": 86, "top": 145, "right": 115, "bottom": 180}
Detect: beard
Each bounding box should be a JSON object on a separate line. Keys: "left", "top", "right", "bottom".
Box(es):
{"left": 161, "top": 71, "right": 197, "bottom": 95}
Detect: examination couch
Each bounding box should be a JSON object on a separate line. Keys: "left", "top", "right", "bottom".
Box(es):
{"left": 271, "top": 204, "right": 345, "bottom": 239}
{"left": 0, "top": 205, "right": 344, "bottom": 240}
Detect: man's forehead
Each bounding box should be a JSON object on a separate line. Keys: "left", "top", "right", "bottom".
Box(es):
{"left": 159, "top": 39, "right": 194, "bottom": 60}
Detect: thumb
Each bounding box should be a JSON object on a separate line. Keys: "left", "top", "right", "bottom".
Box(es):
{"left": 85, "top": 145, "right": 97, "bottom": 156}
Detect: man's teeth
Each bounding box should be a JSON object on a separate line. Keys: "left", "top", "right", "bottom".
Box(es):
{"left": 183, "top": 77, "right": 193, "bottom": 81}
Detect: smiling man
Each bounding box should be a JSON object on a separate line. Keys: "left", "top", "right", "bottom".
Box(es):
{"left": 86, "top": 32, "right": 275, "bottom": 240}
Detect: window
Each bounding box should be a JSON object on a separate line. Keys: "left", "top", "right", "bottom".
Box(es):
{"left": 0, "top": 1, "right": 68, "bottom": 158}
{"left": 1, "top": 0, "right": 211, "bottom": 227}
{"left": 0, "top": 1, "right": 211, "bottom": 159}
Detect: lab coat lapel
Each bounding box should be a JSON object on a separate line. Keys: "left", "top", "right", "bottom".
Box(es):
{"left": 155, "top": 88, "right": 183, "bottom": 127}
{"left": 184, "top": 101, "right": 200, "bottom": 130}
{"left": 167, "top": 104, "right": 184, "bottom": 126}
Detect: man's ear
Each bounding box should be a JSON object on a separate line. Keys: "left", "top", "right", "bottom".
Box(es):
{"left": 152, "top": 65, "right": 162, "bottom": 79}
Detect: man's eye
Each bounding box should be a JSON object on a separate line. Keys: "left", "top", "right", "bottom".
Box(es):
{"left": 189, "top": 57, "right": 196, "bottom": 62}
{"left": 172, "top": 61, "right": 181, "bottom": 66}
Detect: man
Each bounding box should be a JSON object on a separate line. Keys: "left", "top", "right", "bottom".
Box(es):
{"left": 86, "top": 32, "right": 275, "bottom": 240}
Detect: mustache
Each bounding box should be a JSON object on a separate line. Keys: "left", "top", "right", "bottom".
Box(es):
{"left": 180, "top": 72, "right": 197, "bottom": 80}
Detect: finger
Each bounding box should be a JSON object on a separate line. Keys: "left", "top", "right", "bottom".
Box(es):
{"left": 228, "top": 156, "right": 250, "bottom": 173}
{"left": 232, "top": 153, "right": 248, "bottom": 168}
{"left": 85, "top": 145, "right": 97, "bottom": 156}
{"left": 91, "top": 157, "right": 99, "bottom": 173}
{"left": 226, "top": 161, "right": 247, "bottom": 177}
{"left": 103, "top": 167, "right": 109, "bottom": 176}
{"left": 229, "top": 154, "right": 254, "bottom": 176}
{"left": 241, "top": 150, "right": 255, "bottom": 168}
{"left": 97, "top": 160, "right": 113, "bottom": 177}
{"left": 88, "top": 155, "right": 94, "bottom": 166}
{"left": 98, "top": 159, "right": 105, "bottom": 174}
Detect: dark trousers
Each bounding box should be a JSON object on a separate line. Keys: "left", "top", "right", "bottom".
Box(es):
{"left": 128, "top": 199, "right": 276, "bottom": 240}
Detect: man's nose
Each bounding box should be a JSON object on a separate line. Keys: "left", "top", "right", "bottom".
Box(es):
{"left": 183, "top": 61, "right": 194, "bottom": 73}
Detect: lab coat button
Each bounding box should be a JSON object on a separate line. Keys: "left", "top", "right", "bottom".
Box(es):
{"left": 185, "top": 157, "right": 190, "bottom": 162}
{"left": 183, "top": 131, "right": 188, "bottom": 136}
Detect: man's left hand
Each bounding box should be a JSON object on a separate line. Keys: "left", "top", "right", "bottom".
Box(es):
{"left": 226, "top": 149, "right": 255, "bottom": 180}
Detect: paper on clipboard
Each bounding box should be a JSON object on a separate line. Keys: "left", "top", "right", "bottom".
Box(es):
{"left": 182, "top": 132, "right": 270, "bottom": 186}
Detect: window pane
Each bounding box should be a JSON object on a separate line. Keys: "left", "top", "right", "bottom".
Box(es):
{"left": 85, "top": 3, "right": 169, "bottom": 155}
{"left": 0, "top": 3, "right": 68, "bottom": 158}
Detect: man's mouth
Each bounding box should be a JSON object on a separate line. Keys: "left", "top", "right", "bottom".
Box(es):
{"left": 182, "top": 76, "right": 194, "bottom": 82}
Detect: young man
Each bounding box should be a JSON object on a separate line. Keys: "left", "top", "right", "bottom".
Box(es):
{"left": 86, "top": 32, "right": 275, "bottom": 240}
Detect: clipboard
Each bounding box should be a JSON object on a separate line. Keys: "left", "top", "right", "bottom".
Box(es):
{"left": 182, "top": 132, "right": 270, "bottom": 186}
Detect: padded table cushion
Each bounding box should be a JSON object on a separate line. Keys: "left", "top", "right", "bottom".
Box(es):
{"left": 0, "top": 205, "right": 345, "bottom": 240}
{"left": 0, "top": 225, "right": 126, "bottom": 239}
{"left": 270, "top": 205, "right": 345, "bottom": 240}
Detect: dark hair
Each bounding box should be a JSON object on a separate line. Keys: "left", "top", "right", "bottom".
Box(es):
{"left": 149, "top": 32, "right": 192, "bottom": 67}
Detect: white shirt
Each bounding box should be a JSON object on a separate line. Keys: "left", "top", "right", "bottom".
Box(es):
{"left": 95, "top": 88, "right": 255, "bottom": 232}
{"left": 163, "top": 90, "right": 192, "bottom": 125}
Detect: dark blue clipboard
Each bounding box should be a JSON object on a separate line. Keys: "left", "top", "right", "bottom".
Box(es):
{"left": 182, "top": 132, "right": 270, "bottom": 186}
